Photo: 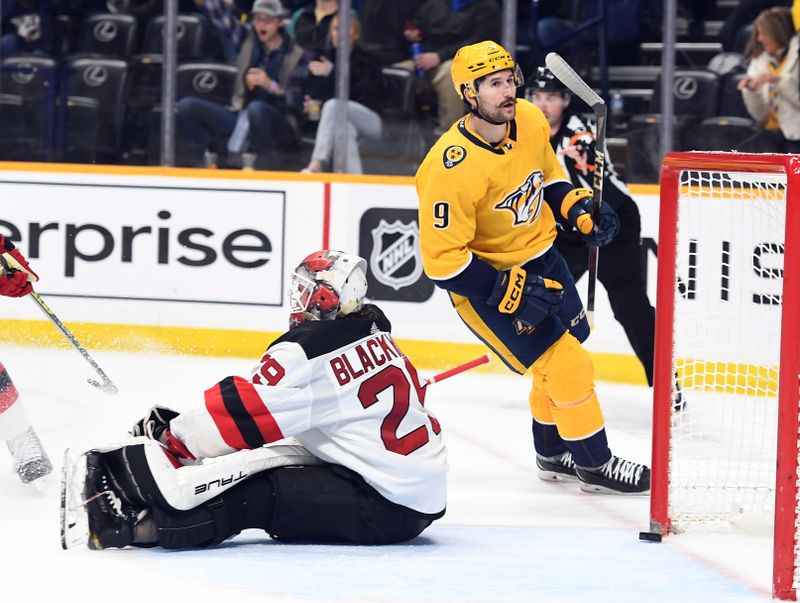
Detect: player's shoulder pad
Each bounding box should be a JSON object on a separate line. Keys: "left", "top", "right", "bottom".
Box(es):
{"left": 270, "top": 305, "right": 392, "bottom": 360}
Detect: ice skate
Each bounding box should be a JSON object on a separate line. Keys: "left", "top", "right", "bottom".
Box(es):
{"left": 576, "top": 455, "right": 650, "bottom": 495}
{"left": 83, "top": 450, "right": 146, "bottom": 549}
{"left": 61, "top": 448, "right": 145, "bottom": 550}
{"left": 7, "top": 426, "right": 52, "bottom": 484}
{"left": 536, "top": 451, "right": 578, "bottom": 482}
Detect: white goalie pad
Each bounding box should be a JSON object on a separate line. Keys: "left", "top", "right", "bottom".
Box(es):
{"left": 60, "top": 448, "right": 89, "bottom": 550}
{"left": 139, "top": 438, "right": 325, "bottom": 510}
{"left": 60, "top": 439, "right": 325, "bottom": 549}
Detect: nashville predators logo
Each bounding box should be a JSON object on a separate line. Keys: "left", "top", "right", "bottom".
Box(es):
{"left": 495, "top": 171, "right": 545, "bottom": 226}
{"left": 443, "top": 145, "right": 466, "bottom": 169}
{"left": 513, "top": 319, "right": 535, "bottom": 335}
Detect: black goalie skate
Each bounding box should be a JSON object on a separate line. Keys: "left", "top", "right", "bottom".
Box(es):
{"left": 60, "top": 449, "right": 145, "bottom": 550}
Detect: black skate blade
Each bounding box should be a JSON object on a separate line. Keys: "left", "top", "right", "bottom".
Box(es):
{"left": 60, "top": 449, "right": 89, "bottom": 550}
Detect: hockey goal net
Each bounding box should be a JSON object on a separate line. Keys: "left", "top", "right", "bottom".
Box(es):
{"left": 651, "top": 152, "right": 800, "bottom": 600}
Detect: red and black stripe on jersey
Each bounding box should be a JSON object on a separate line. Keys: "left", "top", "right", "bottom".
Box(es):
{"left": 0, "top": 362, "right": 18, "bottom": 412}
{"left": 272, "top": 304, "right": 393, "bottom": 360}
{"left": 205, "top": 376, "right": 285, "bottom": 450}
{"left": 203, "top": 305, "right": 394, "bottom": 451}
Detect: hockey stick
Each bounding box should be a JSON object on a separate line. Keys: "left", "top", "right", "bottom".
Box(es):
{"left": 545, "top": 52, "right": 607, "bottom": 331}
{"left": 0, "top": 255, "right": 118, "bottom": 395}
{"left": 423, "top": 354, "right": 492, "bottom": 387}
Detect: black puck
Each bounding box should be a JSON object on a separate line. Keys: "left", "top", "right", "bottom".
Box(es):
{"left": 638, "top": 531, "right": 662, "bottom": 542}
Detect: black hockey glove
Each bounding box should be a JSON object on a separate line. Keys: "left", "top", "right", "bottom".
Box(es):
{"left": 582, "top": 201, "right": 619, "bottom": 247}
{"left": 560, "top": 187, "right": 620, "bottom": 247}
{"left": 487, "top": 266, "right": 564, "bottom": 329}
{"left": 130, "top": 405, "right": 180, "bottom": 441}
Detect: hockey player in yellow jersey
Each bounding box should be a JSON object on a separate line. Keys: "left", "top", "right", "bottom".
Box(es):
{"left": 416, "top": 41, "right": 650, "bottom": 494}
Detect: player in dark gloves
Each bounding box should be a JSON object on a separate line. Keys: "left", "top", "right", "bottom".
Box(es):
{"left": 417, "top": 42, "right": 649, "bottom": 496}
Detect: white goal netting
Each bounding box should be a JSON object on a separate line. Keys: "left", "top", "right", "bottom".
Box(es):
{"left": 668, "top": 169, "right": 787, "bottom": 530}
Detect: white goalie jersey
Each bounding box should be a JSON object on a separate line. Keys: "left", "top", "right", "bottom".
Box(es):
{"left": 170, "top": 305, "right": 448, "bottom": 515}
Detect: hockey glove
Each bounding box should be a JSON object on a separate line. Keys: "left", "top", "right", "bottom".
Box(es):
{"left": 131, "top": 405, "right": 180, "bottom": 440}
{"left": 0, "top": 235, "right": 38, "bottom": 297}
{"left": 560, "top": 188, "right": 620, "bottom": 247}
{"left": 0, "top": 269, "right": 31, "bottom": 297}
{"left": 487, "top": 266, "right": 564, "bottom": 329}
{"left": 131, "top": 405, "right": 195, "bottom": 462}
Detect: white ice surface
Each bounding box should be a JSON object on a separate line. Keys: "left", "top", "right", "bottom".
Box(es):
{"left": 0, "top": 345, "right": 774, "bottom": 602}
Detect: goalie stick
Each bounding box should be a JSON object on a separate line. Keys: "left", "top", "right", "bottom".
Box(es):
{"left": 544, "top": 52, "right": 607, "bottom": 330}
{"left": 423, "top": 354, "right": 492, "bottom": 387}
{"left": 0, "top": 254, "right": 118, "bottom": 395}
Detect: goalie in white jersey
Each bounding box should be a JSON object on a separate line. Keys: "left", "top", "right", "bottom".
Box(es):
{"left": 61, "top": 250, "right": 446, "bottom": 550}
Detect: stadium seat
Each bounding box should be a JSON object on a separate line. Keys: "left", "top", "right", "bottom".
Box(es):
{"left": 717, "top": 72, "right": 751, "bottom": 120}
{"left": 63, "top": 96, "right": 100, "bottom": 163}
{"left": 683, "top": 116, "right": 759, "bottom": 152}
{"left": 734, "top": 24, "right": 753, "bottom": 55}
{"left": 142, "top": 14, "right": 208, "bottom": 60}
{"left": 625, "top": 114, "right": 687, "bottom": 184}
{"left": 360, "top": 67, "right": 428, "bottom": 176}
{"left": 77, "top": 13, "right": 138, "bottom": 58}
{"left": 0, "top": 57, "right": 58, "bottom": 160}
{"left": 65, "top": 57, "right": 128, "bottom": 161}
{"left": 707, "top": 51, "right": 745, "bottom": 76}
{"left": 650, "top": 69, "right": 721, "bottom": 121}
{"left": 176, "top": 62, "right": 237, "bottom": 106}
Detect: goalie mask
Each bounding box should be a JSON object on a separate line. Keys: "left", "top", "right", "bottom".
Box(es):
{"left": 289, "top": 250, "right": 368, "bottom": 327}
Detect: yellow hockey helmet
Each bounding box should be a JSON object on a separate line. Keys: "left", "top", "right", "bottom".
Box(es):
{"left": 451, "top": 40, "right": 522, "bottom": 100}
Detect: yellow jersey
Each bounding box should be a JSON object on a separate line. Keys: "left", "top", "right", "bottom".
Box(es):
{"left": 416, "top": 99, "right": 571, "bottom": 284}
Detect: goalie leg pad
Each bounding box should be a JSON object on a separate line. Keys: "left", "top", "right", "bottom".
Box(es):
{"left": 268, "top": 464, "right": 435, "bottom": 545}
{"left": 151, "top": 464, "right": 435, "bottom": 548}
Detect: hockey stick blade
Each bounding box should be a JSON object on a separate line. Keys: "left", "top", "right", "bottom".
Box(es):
{"left": 88, "top": 378, "right": 119, "bottom": 395}
{"left": 423, "top": 354, "right": 492, "bottom": 387}
{"left": 545, "top": 53, "right": 605, "bottom": 111}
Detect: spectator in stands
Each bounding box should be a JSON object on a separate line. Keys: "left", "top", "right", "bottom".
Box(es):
{"left": 359, "top": 0, "right": 424, "bottom": 66}
{"left": 300, "top": 13, "right": 384, "bottom": 174}
{"left": 194, "top": 0, "right": 251, "bottom": 61}
{"left": 719, "top": 0, "right": 790, "bottom": 53}
{"left": 288, "top": 0, "right": 338, "bottom": 56}
{"left": 399, "top": 0, "right": 502, "bottom": 136}
{"left": 175, "top": 0, "right": 309, "bottom": 168}
{"left": 531, "top": 0, "right": 651, "bottom": 68}
{"left": 0, "top": 0, "right": 59, "bottom": 57}
{"left": 738, "top": 6, "right": 800, "bottom": 152}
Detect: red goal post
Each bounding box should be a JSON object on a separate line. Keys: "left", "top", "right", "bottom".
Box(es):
{"left": 651, "top": 152, "right": 800, "bottom": 600}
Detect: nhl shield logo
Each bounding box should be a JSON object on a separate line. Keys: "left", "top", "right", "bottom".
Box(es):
{"left": 369, "top": 219, "right": 423, "bottom": 291}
